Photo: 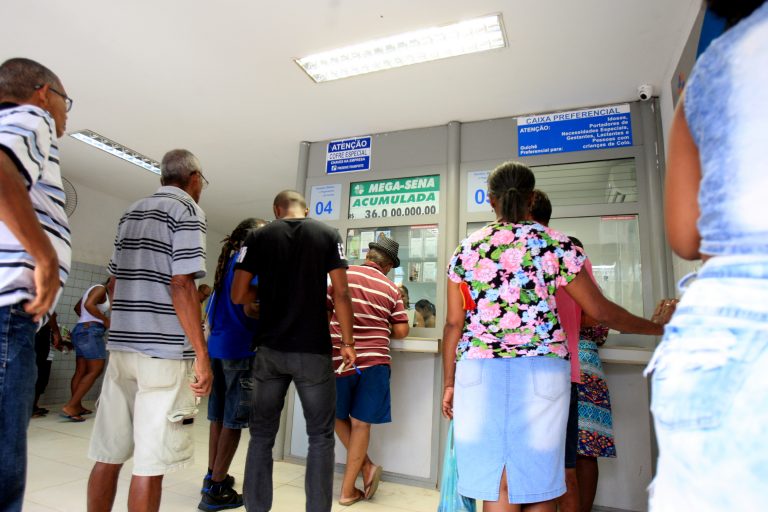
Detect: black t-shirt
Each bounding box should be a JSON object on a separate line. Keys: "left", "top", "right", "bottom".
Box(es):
{"left": 235, "top": 217, "right": 347, "bottom": 354}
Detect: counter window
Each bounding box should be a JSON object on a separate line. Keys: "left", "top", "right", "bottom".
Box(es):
{"left": 345, "top": 224, "right": 439, "bottom": 328}
{"left": 467, "top": 214, "right": 643, "bottom": 318}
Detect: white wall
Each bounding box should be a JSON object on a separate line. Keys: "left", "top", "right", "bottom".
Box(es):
{"left": 658, "top": 3, "right": 706, "bottom": 287}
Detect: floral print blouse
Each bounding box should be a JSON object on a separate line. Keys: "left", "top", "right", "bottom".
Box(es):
{"left": 447, "top": 221, "right": 585, "bottom": 361}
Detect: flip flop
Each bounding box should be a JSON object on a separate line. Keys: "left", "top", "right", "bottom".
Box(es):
{"left": 59, "top": 412, "right": 86, "bottom": 423}
{"left": 364, "top": 465, "right": 383, "bottom": 500}
{"left": 338, "top": 489, "right": 364, "bottom": 506}
{"left": 79, "top": 408, "right": 93, "bottom": 415}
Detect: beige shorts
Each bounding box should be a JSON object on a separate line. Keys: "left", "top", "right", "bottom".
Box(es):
{"left": 88, "top": 351, "right": 198, "bottom": 476}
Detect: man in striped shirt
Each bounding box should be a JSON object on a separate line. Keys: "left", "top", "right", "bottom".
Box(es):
{"left": 87, "top": 149, "right": 212, "bottom": 512}
{"left": 327, "top": 234, "right": 409, "bottom": 505}
{"left": 0, "top": 57, "right": 71, "bottom": 510}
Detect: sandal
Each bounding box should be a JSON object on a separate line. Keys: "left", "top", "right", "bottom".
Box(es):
{"left": 338, "top": 489, "right": 364, "bottom": 506}
{"left": 79, "top": 408, "right": 94, "bottom": 415}
{"left": 59, "top": 412, "right": 86, "bottom": 423}
{"left": 364, "top": 465, "right": 383, "bottom": 500}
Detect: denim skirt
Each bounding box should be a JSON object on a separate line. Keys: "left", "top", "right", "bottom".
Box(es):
{"left": 453, "top": 356, "right": 570, "bottom": 504}
{"left": 647, "top": 256, "right": 768, "bottom": 511}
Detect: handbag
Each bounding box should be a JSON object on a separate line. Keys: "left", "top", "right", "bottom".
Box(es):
{"left": 438, "top": 420, "right": 476, "bottom": 512}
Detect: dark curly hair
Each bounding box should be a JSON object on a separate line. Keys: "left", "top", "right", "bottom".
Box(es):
{"left": 213, "top": 218, "right": 267, "bottom": 292}
{"left": 706, "top": 0, "right": 766, "bottom": 28}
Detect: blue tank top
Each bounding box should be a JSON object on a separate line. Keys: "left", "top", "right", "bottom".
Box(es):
{"left": 684, "top": 3, "right": 768, "bottom": 257}
{"left": 206, "top": 254, "right": 258, "bottom": 359}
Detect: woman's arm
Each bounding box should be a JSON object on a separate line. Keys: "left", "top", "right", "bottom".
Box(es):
{"left": 563, "top": 271, "right": 672, "bottom": 335}
{"left": 665, "top": 97, "right": 703, "bottom": 260}
{"left": 84, "top": 286, "right": 110, "bottom": 328}
{"left": 441, "top": 280, "right": 465, "bottom": 419}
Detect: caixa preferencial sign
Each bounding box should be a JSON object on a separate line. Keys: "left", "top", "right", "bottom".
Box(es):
{"left": 326, "top": 136, "right": 372, "bottom": 174}
{"left": 517, "top": 104, "right": 632, "bottom": 156}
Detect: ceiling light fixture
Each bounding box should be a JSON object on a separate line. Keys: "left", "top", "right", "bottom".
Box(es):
{"left": 69, "top": 129, "right": 161, "bottom": 174}
{"left": 295, "top": 13, "right": 506, "bottom": 83}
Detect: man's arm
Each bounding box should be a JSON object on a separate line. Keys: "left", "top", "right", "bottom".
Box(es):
{"left": 170, "top": 274, "right": 212, "bottom": 397}
{"left": 329, "top": 268, "right": 355, "bottom": 366}
{"left": 0, "top": 152, "right": 59, "bottom": 321}
{"left": 49, "top": 312, "right": 62, "bottom": 348}
{"left": 391, "top": 322, "right": 409, "bottom": 339}
{"left": 231, "top": 269, "right": 258, "bottom": 305}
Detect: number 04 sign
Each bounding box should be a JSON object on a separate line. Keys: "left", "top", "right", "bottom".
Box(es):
{"left": 309, "top": 184, "right": 342, "bottom": 221}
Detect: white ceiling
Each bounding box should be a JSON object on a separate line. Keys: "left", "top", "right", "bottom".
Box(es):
{"left": 3, "top": 0, "right": 699, "bottom": 234}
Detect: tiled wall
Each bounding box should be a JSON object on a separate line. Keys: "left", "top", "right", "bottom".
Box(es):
{"left": 40, "top": 261, "right": 110, "bottom": 406}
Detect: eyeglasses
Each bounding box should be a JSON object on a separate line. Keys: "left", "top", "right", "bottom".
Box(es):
{"left": 192, "top": 171, "right": 209, "bottom": 189}
{"left": 34, "top": 84, "right": 73, "bottom": 112}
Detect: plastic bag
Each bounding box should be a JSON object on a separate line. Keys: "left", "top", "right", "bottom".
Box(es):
{"left": 438, "top": 420, "right": 476, "bottom": 512}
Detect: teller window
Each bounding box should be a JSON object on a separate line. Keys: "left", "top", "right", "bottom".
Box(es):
{"left": 345, "top": 225, "right": 439, "bottom": 329}
{"left": 466, "top": 215, "right": 643, "bottom": 318}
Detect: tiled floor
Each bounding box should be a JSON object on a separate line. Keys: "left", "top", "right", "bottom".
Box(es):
{"left": 23, "top": 401, "right": 441, "bottom": 511}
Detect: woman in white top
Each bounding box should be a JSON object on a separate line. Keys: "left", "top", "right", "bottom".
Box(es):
{"left": 60, "top": 279, "right": 112, "bottom": 422}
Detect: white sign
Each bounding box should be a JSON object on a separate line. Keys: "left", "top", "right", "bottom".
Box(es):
{"left": 309, "top": 183, "right": 341, "bottom": 220}
{"left": 466, "top": 170, "right": 491, "bottom": 213}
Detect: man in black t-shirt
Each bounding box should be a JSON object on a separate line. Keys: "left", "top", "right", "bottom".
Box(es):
{"left": 232, "top": 190, "right": 354, "bottom": 512}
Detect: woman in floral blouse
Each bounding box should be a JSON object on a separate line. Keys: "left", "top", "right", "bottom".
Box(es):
{"left": 441, "top": 161, "right": 671, "bottom": 512}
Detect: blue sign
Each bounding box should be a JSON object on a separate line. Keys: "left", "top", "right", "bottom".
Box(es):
{"left": 517, "top": 104, "right": 632, "bottom": 157}
{"left": 326, "top": 136, "right": 372, "bottom": 174}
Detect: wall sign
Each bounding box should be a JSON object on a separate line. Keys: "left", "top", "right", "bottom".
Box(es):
{"left": 348, "top": 175, "right": 440, "bottom": 220}
{"left": 517, "top": 104, "right": 632, "bottom": 156}
{"left": 326, "top": 136, "right": 372, "bottom": 174}
{"left": 309, "top": 183, "right": 342, "bottom": 220}
{"left": 467, "top": 170, "right": 492, "bottom": 213}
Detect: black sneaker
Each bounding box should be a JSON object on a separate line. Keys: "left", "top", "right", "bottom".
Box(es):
{"left": 198, "top": 483, "right": 243, "bottom": 511}
{"left": 201, "top": 474, "right": 235, "bottom": 494}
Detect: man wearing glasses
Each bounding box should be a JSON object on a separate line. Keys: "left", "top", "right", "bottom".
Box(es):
{"left": 0, "top": 57, "right": 72, "bottom": 510}
{"left": 87, "top": 149, "right": 213, "bottom": 512}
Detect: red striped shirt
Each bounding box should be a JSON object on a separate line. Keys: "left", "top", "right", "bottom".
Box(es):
{"left": 327, "top": 262, "right": 408, "bottom": 376}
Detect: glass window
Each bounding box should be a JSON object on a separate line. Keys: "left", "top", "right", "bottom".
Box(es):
{"left": 533, "top": 158, "right": 637, "bottom": 206}
{"left": 466, "top": 215, "right": 643, "bottom": 317}
{"left": 346, "top": 224, "right": 439, "bottom": 329}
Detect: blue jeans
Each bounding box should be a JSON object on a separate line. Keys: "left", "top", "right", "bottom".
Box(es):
{"left": 208, "top": 356, "right": 254, "bottom": 429}
{"left": 71, "top": 322, "right": 107, "bottom": 359}
{"left": 647, "top": 256, "right": 768, "bottom": 511}
{"left": 0, "top": 303, "right": 38, "bottom": 511}
{"left": 244, "top": 346, "right": 335, "bottom": 512}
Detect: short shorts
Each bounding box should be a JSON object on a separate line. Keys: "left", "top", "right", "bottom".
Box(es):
{"left": 71, "top": 322, "right": 107, "bottom": 360}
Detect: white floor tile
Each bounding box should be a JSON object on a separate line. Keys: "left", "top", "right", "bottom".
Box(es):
{"left": 23, "top": 401, "right": 440, "bottom": 511}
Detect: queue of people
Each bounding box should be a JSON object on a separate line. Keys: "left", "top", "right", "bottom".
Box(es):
{"left": 2, "top": 2, "right": 767, "bottom": 507}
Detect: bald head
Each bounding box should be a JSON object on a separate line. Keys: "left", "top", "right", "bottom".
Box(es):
{"left": 273, "top": 190, "right": 308, "bottom": 219}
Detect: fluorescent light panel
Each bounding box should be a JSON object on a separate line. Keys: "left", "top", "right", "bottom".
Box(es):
{"left": 69, "top": 129, "right": 161, "bottom": 174}
{"left": 296, "top": 14, "right": 506, "bottom": 83}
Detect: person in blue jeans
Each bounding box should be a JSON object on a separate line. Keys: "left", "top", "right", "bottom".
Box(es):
{"left": 0, "top": 58, "right": 73, "bottom": 511}
{"left": 647, "top": 1, "right": 768, "bottom": 510}
{"left": 61, "top": 280, "right": 111, "bottom": 422}
{"left": 200, "top": 218, "right": 266, "bottom": 511}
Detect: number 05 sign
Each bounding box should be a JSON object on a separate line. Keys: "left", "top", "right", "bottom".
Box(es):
{"left": 348, "top": 175, "right": 440, "bottom": 220}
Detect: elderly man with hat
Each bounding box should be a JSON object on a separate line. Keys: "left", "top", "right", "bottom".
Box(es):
{"left": 327, "top": 234, "right": 410, "bottom": 506}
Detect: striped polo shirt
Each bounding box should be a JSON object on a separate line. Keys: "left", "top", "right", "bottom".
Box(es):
{"left": 328, "top": 262, "right": 408, "bottom": 375}
{"left": 0, "top": 103, "right": 70, "bottom": 313}
{"left": 107, "top": 186, "right": 206, "bottom": 359}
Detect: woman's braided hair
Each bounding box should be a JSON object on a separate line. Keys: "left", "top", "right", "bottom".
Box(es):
{"left": 213, "top": 218, "right": 267, "bottom": 292}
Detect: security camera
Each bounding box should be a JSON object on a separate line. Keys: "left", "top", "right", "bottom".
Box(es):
{"left": 638, "top": 84, "right": 654, "bottom": 101}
